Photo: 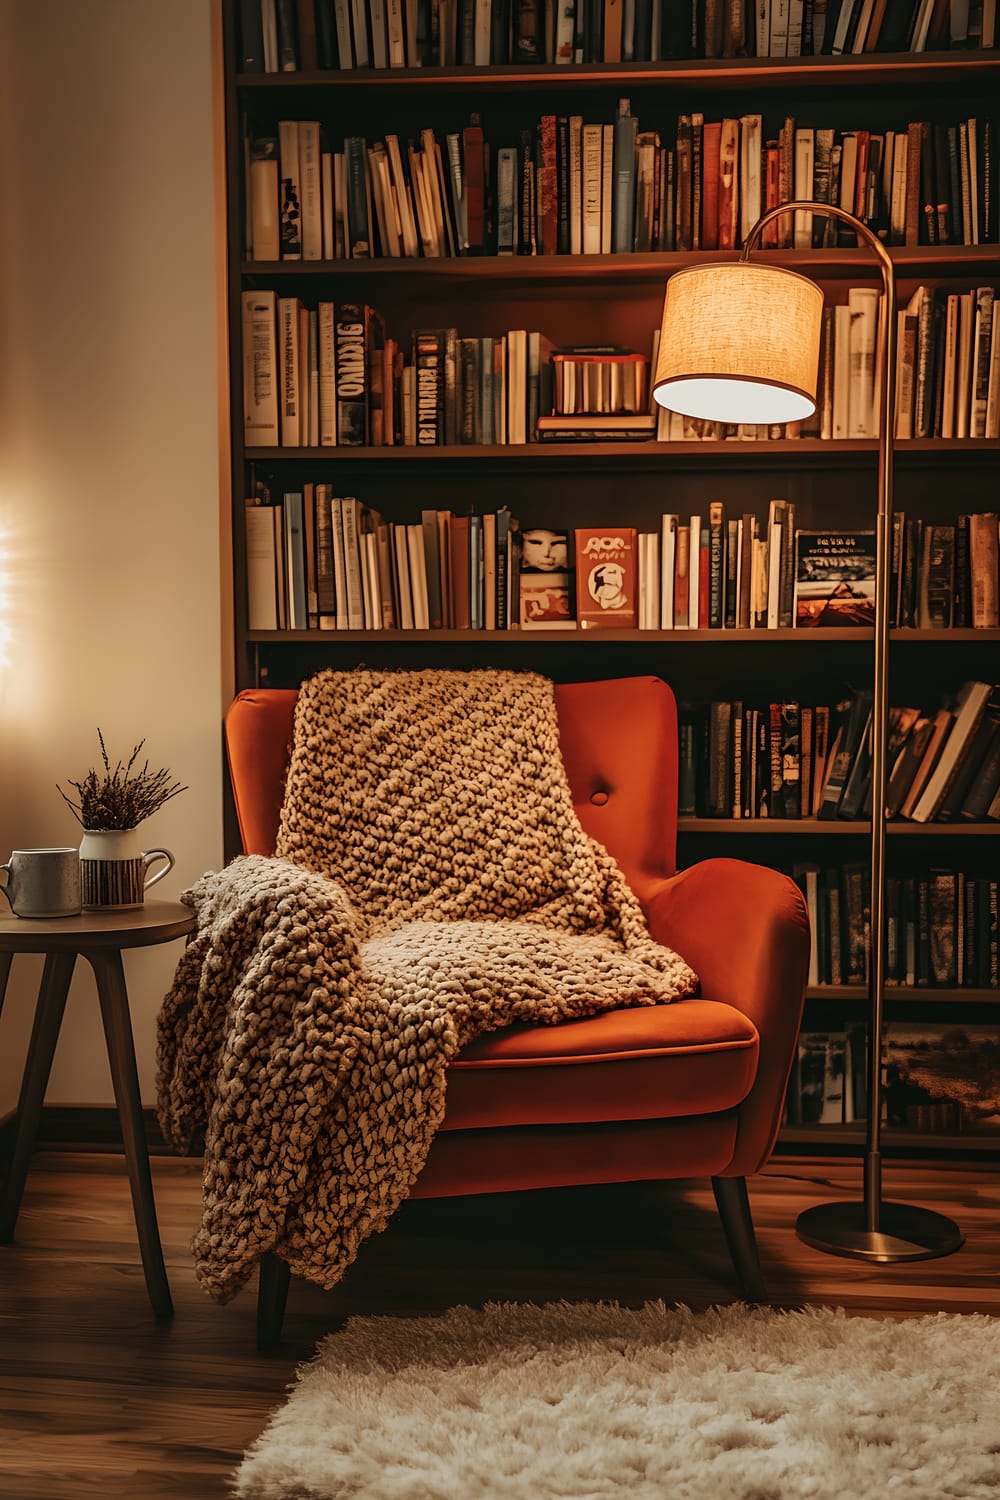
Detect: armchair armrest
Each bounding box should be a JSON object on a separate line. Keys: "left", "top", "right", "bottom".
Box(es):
{"left": 643, "top": 858, "right": 810, "bottom": 1176}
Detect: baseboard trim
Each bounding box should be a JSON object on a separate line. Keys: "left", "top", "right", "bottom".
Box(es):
{"left": 0, "top": 1104, "right": 187, "bottom": 1159}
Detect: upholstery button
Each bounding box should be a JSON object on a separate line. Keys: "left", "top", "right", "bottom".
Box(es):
{"left": 590, "top": 790, "right": 609, "bottom": 806}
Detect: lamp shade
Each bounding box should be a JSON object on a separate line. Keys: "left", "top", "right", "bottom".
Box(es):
{"left": 652, "top": 262, "right": 825, "bottom": 426}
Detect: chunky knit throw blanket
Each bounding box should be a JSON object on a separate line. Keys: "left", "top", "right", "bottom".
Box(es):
{"left": 156, "top": 669, "right": 697, "bottom": 1302}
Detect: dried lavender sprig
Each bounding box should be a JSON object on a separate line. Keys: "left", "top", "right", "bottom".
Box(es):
{"left": 58, "top": 732, "right": 187, "bottom": 831}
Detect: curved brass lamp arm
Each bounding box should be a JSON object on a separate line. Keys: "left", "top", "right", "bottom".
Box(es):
{"left": 744, "top": 202, "right": 907, "bottom": 1243}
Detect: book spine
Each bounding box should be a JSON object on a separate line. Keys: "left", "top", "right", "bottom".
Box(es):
{"left": 334, "top": 303, "right": 367, "bottom": 445}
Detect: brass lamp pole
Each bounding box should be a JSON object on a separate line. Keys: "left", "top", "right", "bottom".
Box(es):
{"left": 653, "top": 202, "right": 964, "bottom": 1262}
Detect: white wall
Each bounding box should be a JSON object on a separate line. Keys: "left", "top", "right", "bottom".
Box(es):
{"left": 0, "top": 1, "right": 226, "bottom": 1111}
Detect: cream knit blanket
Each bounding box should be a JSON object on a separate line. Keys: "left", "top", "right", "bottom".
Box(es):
{"left": 156, "top": 669, "right": 697, "bottom": 1302}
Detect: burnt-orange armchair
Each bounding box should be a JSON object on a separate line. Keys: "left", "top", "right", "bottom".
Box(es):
{"left": 224, "top": 675, "right": 809, "bottom": 1347}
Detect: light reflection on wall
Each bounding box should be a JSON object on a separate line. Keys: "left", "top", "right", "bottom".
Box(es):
{"left": 0, "top": 527, "right": 10, "bottom": 669}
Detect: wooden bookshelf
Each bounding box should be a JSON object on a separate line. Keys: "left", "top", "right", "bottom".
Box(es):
{"left": 223, "top": 3, "right": 1000, "bottom": 1156}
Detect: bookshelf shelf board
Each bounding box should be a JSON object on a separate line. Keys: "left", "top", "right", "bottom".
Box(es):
{"left": 240, "top": 439, "right": 1000, "bottom": 470}
{"left": 247, "top": 627, "right": 1000, "bottom": 645}
{"left": 779, "top": 1127, "right": 1000, "bottom": 1151}
{"left": 243, "top": 245, "right": 1000, "bottom": 284}
{"left": 678, "top": 818, "right": 1000, "bottom": 833}
{"left": 247, "top": 626, "right": 874, "bottom": 643}
{"left": 805, "top": 985, "right": 1000, "bottom": 1002}
{"left": 236, "top": 52, "right": 1000, "bottom": 95}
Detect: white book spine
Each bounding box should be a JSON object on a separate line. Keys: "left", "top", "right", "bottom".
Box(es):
{"left": 387, "top": 0, "right": 407, "bottom": 64}
{"left": 393, "top": 524, "right": 414, "bottom": 628}
{"left": 474, "top": 0, "right": 492, "bottom": 62}
{"left": 261, "top": 0, "right": 278, "bottom": 69}
{"left": 955, "top": 291, "right": 974, "bottom": 440}
{"left": 793, "top": 128, "right": 814, "bottom": 247}
{"left": 277, "top": 297, "right": 301, "bottom": 446}
{"left": 245, "top": 504, "right": 278, "bottom": 629}
{"left": 333, "top": 0, "right": 354, "bottom": 64}
{"left": 351, "top": 0, "right": 371, "bottom": 64}
{"left": 249, "top": 154, "right": 280, "bottom": 262}
{"left": 688, "top": 516, "right": 701, "bottom": 628}
{"left": 582, "top": 125, "right": 602, "bottom": 254}
{"left": 330, "top": 496, "right": 349, "bottom": 629}
{"left": 847, "top": 287, "right": 879, "bottom": 439}
{"left": 568, "top": 117, "right": 583, "bottom": 254}
{"left": 386, "top": 136, "right": 420, "bottom": 258}
{"left": 942, "top": 294, "right": 959, "bottom": 439}
{"left": 308, "top": 311, "right": 320, "bottom": 449}
{"left": 766, "top": 523, "right": 782, "bottom": 630}
{"left": 241, "top": 291, "right": 279, "bottom": 446}
{"left": 341, "top": 497, "right": 366, "bottom": 627}
{"left": 406, "top": 523, "right": 430, "bottom": 628}
{"left": 299, "top": 121, "right": 323, "bottom": 260}
{"left": 660, "top": 515, "right": 676, "bottom": 628}
{"left": 600, "top": 123, "right": 614, "bottom": 254}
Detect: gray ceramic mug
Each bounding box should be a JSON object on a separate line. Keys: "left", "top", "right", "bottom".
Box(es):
{"left": 0, "top": 848, "right": 83, "bottom": 918}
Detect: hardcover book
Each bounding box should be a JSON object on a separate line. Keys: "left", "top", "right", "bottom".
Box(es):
{"left": 793, "top": 530, "right": 876, "bottom": 627}
{"left": 574, "top": 527, "right": 639, "bottom": 628}
{"left": 519, "top": 527, "right": 574, "bottom": 629}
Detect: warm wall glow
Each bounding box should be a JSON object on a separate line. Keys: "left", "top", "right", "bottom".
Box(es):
{"left": 0, "top": 522, "right": 14, "bottom": 672}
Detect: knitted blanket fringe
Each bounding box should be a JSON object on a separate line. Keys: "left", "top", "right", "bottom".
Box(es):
{"left": 156, "top": 669, "right": 697, "bottom": 1303}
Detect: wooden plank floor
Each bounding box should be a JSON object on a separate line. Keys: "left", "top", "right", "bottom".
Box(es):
{"left": 1, "top": 1151, "right": 998, "bottom": 1499}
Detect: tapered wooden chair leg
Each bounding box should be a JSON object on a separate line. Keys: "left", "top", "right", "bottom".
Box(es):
{"left": 712, "top": 1175, "right": 767, "bottom": 1303}
{"left": 257, "top": 1252, "right": 291, "bottom": 1351}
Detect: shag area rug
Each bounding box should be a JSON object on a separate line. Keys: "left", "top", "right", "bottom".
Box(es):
{"left": 235, "top": 1299, "right": 1000, "bottom": 1500}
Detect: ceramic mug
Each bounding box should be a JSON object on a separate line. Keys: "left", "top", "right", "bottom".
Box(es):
{"left": 78, "top": 830, "right": 175, "bottom": 910}
{"left": 0, "top": 848, "right": 83, "bottom": 918}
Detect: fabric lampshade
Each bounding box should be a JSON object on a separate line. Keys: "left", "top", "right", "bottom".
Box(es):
{"left": 652, "top": 263, "right": 825, "bottom": 426}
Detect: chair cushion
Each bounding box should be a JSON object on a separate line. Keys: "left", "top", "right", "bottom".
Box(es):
{"left": 441, "top": 999, "right": 758, "bottom": 1131}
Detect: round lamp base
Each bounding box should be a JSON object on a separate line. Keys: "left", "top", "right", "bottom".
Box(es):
{"left": 796, "top": 1200, "right": 964, "bottom": 1263}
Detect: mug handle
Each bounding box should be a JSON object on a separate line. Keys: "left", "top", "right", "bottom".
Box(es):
{"left": 141, "top": 848, "right": 175, "bottom": 892}
{"left": 0, "top": 864, "right": 11, "bottom": 906}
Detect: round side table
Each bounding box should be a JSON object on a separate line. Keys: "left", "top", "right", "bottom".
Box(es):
{"left": 0, "top": 900, "right": 195, "bottom": 1318}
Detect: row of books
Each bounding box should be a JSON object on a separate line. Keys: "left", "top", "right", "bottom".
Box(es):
{"left": 242, "top": 295, "right": 558, "bottom": 447}
{"left": 681, "top": 679, "right": 1000, "bottom": 825}
{"left": 248, "top": 492, "right": 701, "bottom": 631}
{"left": 786, "top": 1024, "right": 1000, "bottom": 1131}
{"left": 247, "top": 485, "right": 1000, "bottom": 637}
{"left": 654, "top": 283, "right": 1000, "bottom": 443}
{"left": 807, "top": 285, "right": 1000, "bottom": 444}
{"left": 240, "top": 290, "right": 1000, "bottom": 449}
{"left": 245, "top": 111, "right": 997, "bottom": 263}
{"left": 238, "top": 0, "right": 996, "bottom": 75}
{"left": 790, "top": 864, "right": 1000, "bottom": 989}
{"left": 646, "top": 508, "right": 1000, "bottom": 633}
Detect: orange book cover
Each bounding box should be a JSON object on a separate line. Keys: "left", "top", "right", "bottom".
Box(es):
{"left": 575, "top": 527, "right": 638, "bottom": 628}
{"left": 717, "top": 118, "right": 739, "bottom": 250}
{"left": 700, "top": 120, "right": 721, "bottom": 251}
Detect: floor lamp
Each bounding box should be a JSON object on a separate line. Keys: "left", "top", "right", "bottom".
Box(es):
{"left": 652, "top": 201, "right": 964, "bottom": 1263}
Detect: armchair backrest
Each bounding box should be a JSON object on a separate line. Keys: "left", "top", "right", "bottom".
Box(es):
{"left": 224, "top": 675, "right": 679, "bottom": 900}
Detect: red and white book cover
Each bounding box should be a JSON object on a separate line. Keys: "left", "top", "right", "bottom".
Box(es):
{"left": 575, "top": 527, "right": 639, "bottom": 628}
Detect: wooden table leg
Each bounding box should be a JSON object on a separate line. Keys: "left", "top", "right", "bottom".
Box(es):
{"left": 88, "top": 948, "right": 173, "bottom": 1319}
{"left": 0, "top": 951, "right": 76, "bottom": 1242}
{"left": 0, "top": 950, "right": 13, "bottom": 1026}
